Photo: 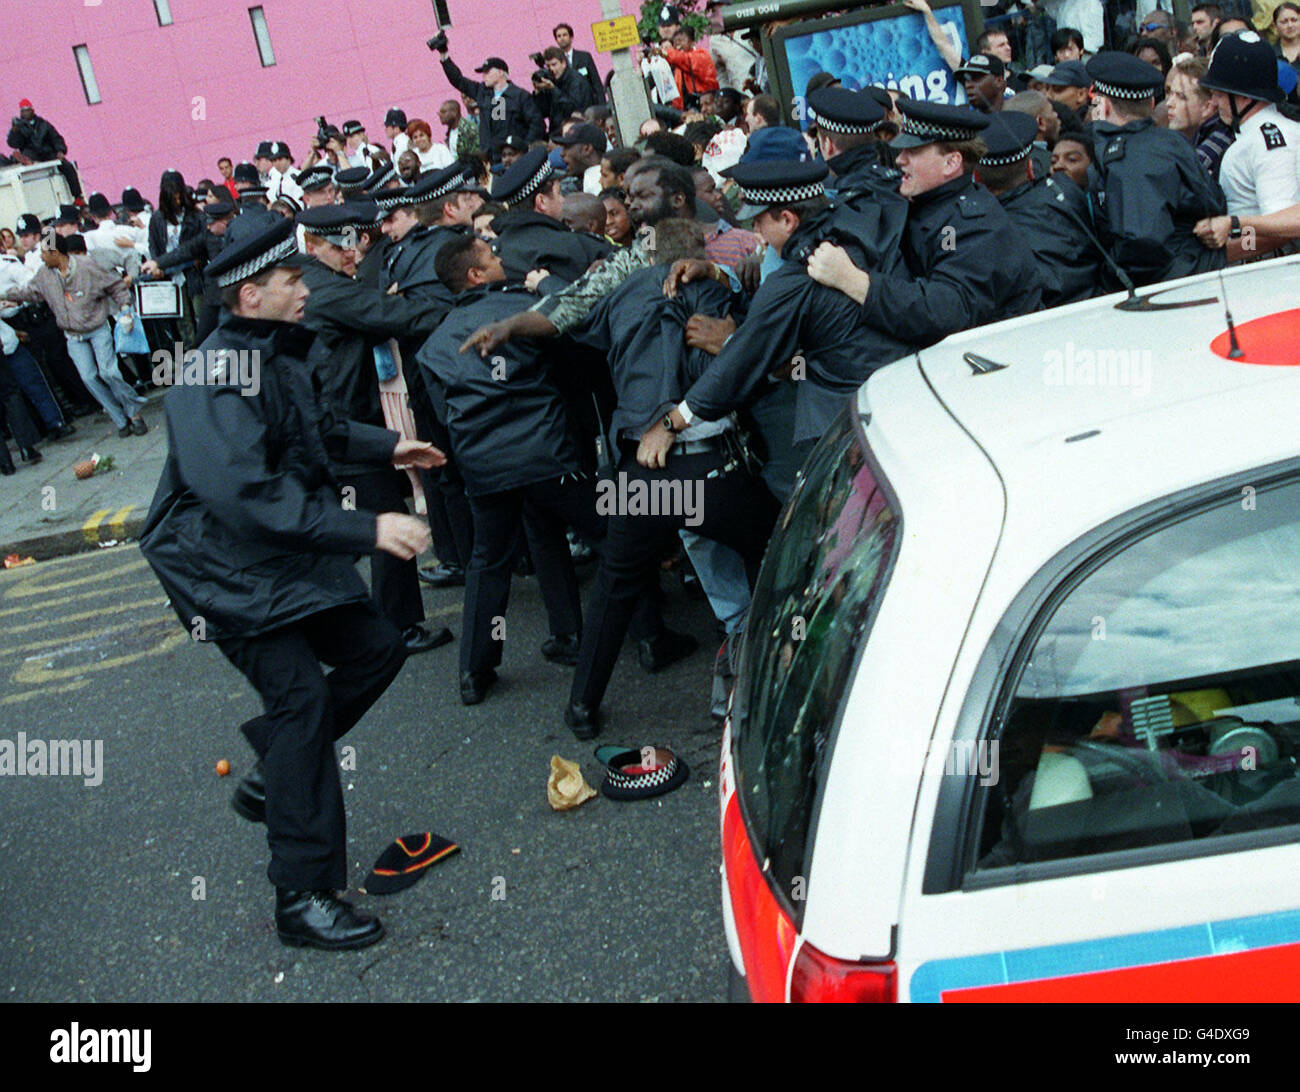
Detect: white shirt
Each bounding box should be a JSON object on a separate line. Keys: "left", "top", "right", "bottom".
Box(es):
{"left": 1219, "top": 104, "right": 1300, "bottom": 217}
{"left": 708, "top": 33, "right": 759, "bottom": 90}
{"left": 414, "top": 142, "right": 454, "bottom": 171}
{"left": 392, "top": 132, "right": 411, "bottom": 159}
{"left": 268, "top": 165, "right": 303, "bottom": 204}
{"left": 0, "top": 253, "right": 32, "bottom": 312}
{"left": 583, "top": 163, "right": 603, "bottom": 196}
{"left": 1043, "top": 0, "right": 1106, "bottom": 53}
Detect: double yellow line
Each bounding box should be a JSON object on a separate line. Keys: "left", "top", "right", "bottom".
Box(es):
{"left": 81, "top": 504, "right": 137, "bottom": 546}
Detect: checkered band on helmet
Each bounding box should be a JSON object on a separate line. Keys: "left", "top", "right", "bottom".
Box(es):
{"left": 980, "top": 144, "right": 1032, "bottom": 167}
{"left": 364, "top": 163, "right": 397, "bottom": 191}
{"left": 808, "top": 107, "right": 881, "bottom": 136}
{"left": 900, "top": 115, "right": 980, "bottom": 143}
{"left": 503, "top": 160, "right": 554, "bottom": 208}
{"left": 740, "top": 180, "right": 826, "bottom": 206}
{"left": 605, "top": 756, "right": 681, "bottom": 790}
{"left": 373, "top": 189, "right": 413, "bottom": 212}
{"left": 214, "top": 233, "right": 299, "bottom": 287}
{"left": 1092, "top": 78, "right": 1154, "bottom": 100}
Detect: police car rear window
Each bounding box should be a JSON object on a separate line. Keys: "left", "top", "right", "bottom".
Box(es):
{"left": 732, "top": 410, "right": 898, "bottom": 923}
{"left": 977, "top": 476, "right": 1300, "bottom": 871}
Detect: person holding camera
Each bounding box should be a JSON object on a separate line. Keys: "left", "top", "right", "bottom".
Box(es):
{"left": 533, "top": 46, "right": 595, "bottom": 137}
{"left": 304, "top": 121, "right": 348, "bottom": 171}
{"left": 429, "top": 32, "right": 543, "bottom": 163}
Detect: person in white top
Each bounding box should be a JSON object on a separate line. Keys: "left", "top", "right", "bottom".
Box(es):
{"left": 406, "top": 119, "right": 453, "bottom": 172}
{"left": 1202, "top": 31, "right": 1300, "bottom": 241}
{"left": 267, "top": 142, "right": 304, "bottom": 204}
{"left": 385, "top": 108, "right": 411, "bottom": 158}
{"left": 341, "top": 121, "right": 383, "bottom": 168}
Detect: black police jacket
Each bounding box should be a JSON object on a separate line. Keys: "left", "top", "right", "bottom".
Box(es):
{"left": 684, "top": 203, "right": 914, "bottom": 442}
{"left": 861, "top": 174, "right": 1044, "bottom": 348}
{"left": 139, "top": 311, "right": 398, "bottom": 641}
{"left": 492, "top": 209, "right": 612, "bottom": 289}
{"left": 826, "top": 142, "right": 905, "bottom": 212}
{"left": 1090, "top": 118, "right": 1227, "bottom": 287}
{"left": 570, "top": 264, "right": 734, "bottom": 439}
{"left": 299, "top": 255, "right": 446, "bottom": 473}
{"left": 997, "top": 174, "right": 1101, "bottom": 308}
{"left": 416, "top": 284, "right": 581, "bottom": 496}
{"left": 157, "top": 226, "right": 226, "bottom": 309}
{"left": 534, "top": 65, "right": 595, "bottom": 134}
{"left": 6, "top": 115, "right": 66, "bottom": 161}
{"left": 441, "top": 57, "right": 545, "bottom": 159}
{"left": 384, "top": 223, "right": 465, "bottom": 308}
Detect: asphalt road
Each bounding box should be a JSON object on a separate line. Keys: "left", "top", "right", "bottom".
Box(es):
{"left": 0, "top": 546, "right": 729, "bottom": 1002}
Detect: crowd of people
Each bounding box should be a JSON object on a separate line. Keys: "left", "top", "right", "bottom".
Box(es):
{"left": 6, "top": 2, "right": 1300, "bottom": 949}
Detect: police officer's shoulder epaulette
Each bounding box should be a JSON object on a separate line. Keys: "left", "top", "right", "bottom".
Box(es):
{"left": 956, "top": 191, "right": 985, "bottom": 219}
{"left": 1101, "top": 135, "right": 1126, "bottom": 163}
{"left": 1261, "top": 121, "right": 1287, "bottom": 150}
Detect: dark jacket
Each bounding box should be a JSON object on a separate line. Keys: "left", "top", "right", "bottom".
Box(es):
{"left": 569, "top": 49, "right": 606, "bottom": 105}
{"left": 7, "top": 114, "right": 66, "bottom": 161}
{"left": 139, "top": 311, "right": 398, "bottom": 641}
{"left": 683, "top": 203, "right": 914, "bottom": 442}
{"left": 384, "top": 223, "right": 465, "bottom": 308}
{"left": 441, "top": 57, "right": 545, "bottom": 159}
{"left": 535, "top": 64, "right": 595, "bottom": 134}
{"left": 299, "top": 255, "right": 446, "bottom": 473}
{"left": 1090, "top": 118, "right": 1227, "bottom": 287}
{"left": 492, "top": 209, "right": 611, "bottom": 289}
{"left": 155, "top": 225, "right": 226, "bottom": 310}
{"left": 997, "top": 174, "right": 1101, "bottom": 308}
{"left": 860, "top": 174, "right": 1044, "bottom": 349}
{"left": 570, "top": 264, "right": 733, "bottom": 439}
{"left": 416, "top": 284, "right": 580, "bottom": 496}
{"left": 826, "top": 142, "right": 904, "bottom": 213}
{"left": 148, "top": 207, "right": 206, "bottom": 298}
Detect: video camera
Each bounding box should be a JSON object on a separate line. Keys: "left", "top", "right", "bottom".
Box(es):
{"left": 426, "top": 30, "right": 448, "bottom": 53}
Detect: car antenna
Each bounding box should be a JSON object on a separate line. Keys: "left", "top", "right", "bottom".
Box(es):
{"left": 1218, "top": 268, "right": 1244, "bottom": 359}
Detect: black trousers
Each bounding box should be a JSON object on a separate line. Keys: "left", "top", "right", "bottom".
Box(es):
{"left": 463, "top": 474, "right": 605, "bottom": 675}
{"left": 571, "top": 445, "right": 779, "bottom": 712}
{"left": 217, "top": 602, "right": 406, "bottom": 891}
{"left": 21, "top": 314, "right": 93, "bottom": 410}
{"left": 0, "top": 351, "right": 41, "bottom": 462}
{"left": 339, "top": 468, "right": 425, "bottom": 632}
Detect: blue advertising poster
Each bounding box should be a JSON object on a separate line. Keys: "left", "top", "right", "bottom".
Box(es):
{"left": 780, "top": 6, "right": 971, "bottom": 118}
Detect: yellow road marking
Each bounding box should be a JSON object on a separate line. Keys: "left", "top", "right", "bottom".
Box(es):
{"left": 3, "top": 557, "right": 148, "bottom": 599}
{"left": 0, "top": 580, "right": 157, "bottom": 618}
{"left": 7, "top": 597, "right": 170, "bottom": 634}
{"left": 81, "top": 508, "right": 111, "bottom": 546}
{"left": 107, "top": 504, "right": 136, "bottom": 541}
{"left": 12, "top": 629, "right": 188, "bottom": 685}
{"left": 2, "top": 621, "right": 145, "bottom": 657}
{"left": 0, "top": 679, "right": 91, "bottom": 705}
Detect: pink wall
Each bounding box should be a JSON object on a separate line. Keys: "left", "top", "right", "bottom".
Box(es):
{"left": 0, "top": 0, "right": 620, "bottom": 206}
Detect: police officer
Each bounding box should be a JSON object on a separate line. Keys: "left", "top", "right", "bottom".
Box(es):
{"left": 490, "top": 146, "right": 612, "bottom": 289}
{"left": 378, "top": 168, "right": 478, "bottom": 589}
{"left": 233, "top": 161, "right": 270, "bottom": 209}
{"left": 431, "top": 36, "right": 544, "bottom": 162}
{"left": 807, "top": 85, "right": 905, "bottom": 213}
{"left": 139, "top": 216, "right": 444, "bottom": 950}
{"left": 1200, "top": 30, "right": 1300, "bottom": 259}
{"left": 419, "top": 234, "right": 612, "bottom": 705}
{"left": 334, "top": 165, "right": 372, "bottom": 201}
{"left": 361, "top": 160, "right": 399, "bottom": 194}
{"left": 298, "top": 201, "right": 454, "bottom": 655}
{"left": 1086, "top": 50, "right": 1226, "bottom": 285}
{"left": 804, "top": 99, "right": 1043, "bottom": 351}
{"left": 266, "top": 142, "right": 303, "bottom": 205}
{"left": 977, "top": 112, "right": 1101, "bottom": 307}
{"left": 652, "top": 159, "right": 913, "bottom": 488}
{"left": 296, "top": 164, "right": 338, "bottom": 208}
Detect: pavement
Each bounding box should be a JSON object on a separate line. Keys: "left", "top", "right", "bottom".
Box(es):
{"left": 0, "top": 544, "right": 730, "bottom": 1002}
{"left": 0, "top": 392, "right": 167, "bottom": 562}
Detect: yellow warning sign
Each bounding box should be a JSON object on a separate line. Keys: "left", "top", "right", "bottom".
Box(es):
{"left": 592, "top": 15, "right": 641, "bottom": 53}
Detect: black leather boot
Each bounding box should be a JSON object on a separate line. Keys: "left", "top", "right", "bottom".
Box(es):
{"left": 275, "top": 889, "right": 384, "bottom": 951}
{"left": 231, "top": 760, "right": 265, "bottom": 823}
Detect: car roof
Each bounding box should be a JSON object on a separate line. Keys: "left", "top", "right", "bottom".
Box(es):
{"left": 915, "top": 256, "right": 1300, "bottom": 549}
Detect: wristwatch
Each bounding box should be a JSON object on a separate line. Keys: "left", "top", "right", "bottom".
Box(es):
{"left": 662, "top": 412, "right": 681, "bottom": 434}
{"left": 1229, "top": 215, "right": 1243, "bottom": 239}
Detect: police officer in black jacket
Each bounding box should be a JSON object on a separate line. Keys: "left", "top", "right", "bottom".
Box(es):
{"left": 490, "top": 147, "right": 612, "bottom": 289}
{"left": 298, "top": 201, "right": 454, "bottom": 655}
{"left": 977, "top": 112, "right": 1101, "bottom": 308}
{"left": 803, "top": 99, "right": 1044, "bottom": 350}
{"left": 139, "top": 217, "right": 445, "bottom": 951}
{"left": 419, "top": 234, "right": 610, "bottom": 706}
{"left": 808, "top": 86, "right": 905, "bottom": 213}
{"left": 432, "top": 37, "right": 544, "bottom": 162}
{"left": 1086, "top": 51, "right": 1227, "bottom": 287}
{"left": 653, "top": 161, "right": 913, "bottom": 489}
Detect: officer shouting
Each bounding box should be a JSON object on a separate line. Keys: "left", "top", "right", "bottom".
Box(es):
{"left": 139, "top": 217, "right": 445, "bottom": 952}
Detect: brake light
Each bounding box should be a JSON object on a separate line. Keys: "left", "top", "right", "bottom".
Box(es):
{"left": 790, "top": 941, "right": 897, "bottom": 1003}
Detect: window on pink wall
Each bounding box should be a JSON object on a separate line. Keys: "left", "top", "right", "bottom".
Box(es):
{"left": 249, "top": 6, "right": 276, "bottom": 67}
{"left": 74, "top": 44, "right": 101, "bottom": 105}
{"left": 154, "top": 0, "right": 174, "bottom": 26}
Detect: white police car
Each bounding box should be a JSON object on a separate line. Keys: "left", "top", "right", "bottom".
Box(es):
{"left": 719, "top": 256, "right": 1300, "bottom": 1002}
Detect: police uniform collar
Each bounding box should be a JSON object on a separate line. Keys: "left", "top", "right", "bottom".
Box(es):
{"left": 497, "top": 207, "right": 563, "bottom": 230}
{"left": 781, "top": 202, "right": 840, "bottom": 259}
{"left": 217, "top": 310, "right": 314, "bottom": 355}
{"left": 909, "top": 172, "right": 976, "bottom": 209}
{"left": 826, "top": 141, "right": 885, "bottom": 179}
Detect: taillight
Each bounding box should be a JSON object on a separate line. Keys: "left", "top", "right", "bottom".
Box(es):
{"left": 790, "top": 942, "right": 897, "bottom": 1003}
